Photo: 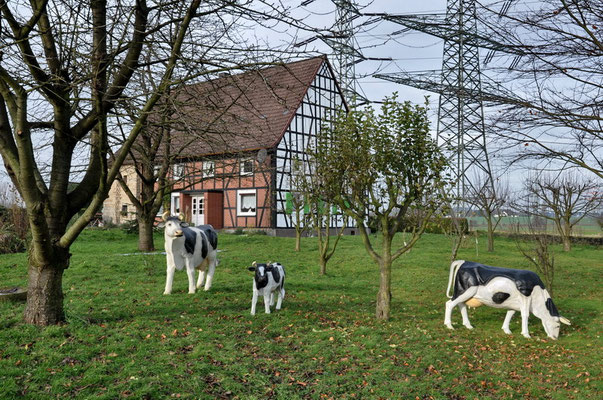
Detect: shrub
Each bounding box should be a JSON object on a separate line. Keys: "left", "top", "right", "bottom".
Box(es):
{"left": 0, "top": 227, "right": 26, "bottom": 254}
{"left": 121, "top": 219, "right": 139, "bottom": 234}
{"left": 368, "top": 215, "right": 468, "bottom": 235}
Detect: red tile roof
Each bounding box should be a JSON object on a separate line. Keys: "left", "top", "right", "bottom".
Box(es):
{"left": 166, "top": 56, "right": 327, "bottom": 158}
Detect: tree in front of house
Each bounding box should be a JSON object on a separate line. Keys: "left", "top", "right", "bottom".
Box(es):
{"left": 309, "top": 94, "right": 449, "bottom": 319}
{"left": 0, "top": 0, "right": 315, "bottom": 325}
{"left": 309, "top": 199, "right": 346, "bottom": 276}
{"left": 0, "top": 0, "right": 205, "bottom": 325}
{"left": 286, "top": 157, "right": 312, "bottom": 252}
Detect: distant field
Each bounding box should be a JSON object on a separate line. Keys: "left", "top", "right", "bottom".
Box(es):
{"left": 467, "top": 216, "right": 602, "bottom": 237}
{"left": 0, "top": 230, "right": 601, "bottom": 399}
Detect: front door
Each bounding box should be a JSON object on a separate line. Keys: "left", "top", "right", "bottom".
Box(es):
{"left": 191, "top": 195, "right": 205, "bottom": 226}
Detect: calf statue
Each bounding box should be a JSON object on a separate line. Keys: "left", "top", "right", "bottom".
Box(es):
{"left": 248, "top": 261, "right": 285, "bottom": 315}
{"left": 444, "top": 260, "right": 570, "bottom": 339}
{"left": 159, "top": 212, "right": 218, "bottom": 294}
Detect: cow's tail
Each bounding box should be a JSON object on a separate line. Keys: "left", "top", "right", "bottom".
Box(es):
{"left": 446, "top": 260, "right": 465, "bottom": 299}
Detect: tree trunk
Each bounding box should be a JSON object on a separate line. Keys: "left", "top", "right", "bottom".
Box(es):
{"left": 486, "top": 215, "right": 494, "bottom": 252}
{"left": 375, "top": 257, "right": 392, "bottom": 320}
{"left": 562, "top": 219, "right": 571, "bottom": 252}
{"left": 319, "top": 256, "right": 327, "bottom": 275}
{"left": 295, "top": 229, "right": 301, "bottom": 252}
{"left": 23, "top": 249, "right": 70, "bottom": 325}
{"left": 562, "top": 235, "right": 571, "bottom": 252}
{"left": 138, "top": 216, "right": 156, "bottom": 252}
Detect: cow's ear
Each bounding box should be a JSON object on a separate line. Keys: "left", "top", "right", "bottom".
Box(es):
{"left": 248, "top": 267, "right": 256, "bottom": 271}
{"left": 560, "top": 316, "right": 571, "bottom": 325}
{"left": 157, "top": 222, "right": 165, "bottom": 228}
{"left": 180, "top": 222, "right": 189, "bottom": 228}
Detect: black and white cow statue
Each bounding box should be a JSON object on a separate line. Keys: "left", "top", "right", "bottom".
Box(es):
{"left": 248, "top": 261, "right": 285, "bottom": 315}
{"left": 159, "top": 212, "right": 218, "bottom": 295}
{"left": 444, "top": 260, "right": 570, "bottom": 339}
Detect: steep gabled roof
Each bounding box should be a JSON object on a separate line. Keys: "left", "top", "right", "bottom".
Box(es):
{"left": 166, "top": 56, "right": 328, "bottom": 158}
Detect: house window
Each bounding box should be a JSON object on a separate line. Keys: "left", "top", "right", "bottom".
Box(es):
{"left": 237, "top": 189, "right": 256, "bottom": 216}
{"left": 240, "top": 159, "right": 253, "bottom": 176}
{"left": 173, "top": 163, "right": 185, "bottom": 179}
{"left": 203, "top": 161, "right": 215, "bottom": 177}
{"left": 121, "top": 204, "right": 128, "bottom": 216}
{"left": 171, "top": 193, "right": 180, "bottom": 214}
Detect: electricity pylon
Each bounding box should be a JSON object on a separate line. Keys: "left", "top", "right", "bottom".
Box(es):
{"left": 371, "top": 0, "right": 520, "bottom": 205}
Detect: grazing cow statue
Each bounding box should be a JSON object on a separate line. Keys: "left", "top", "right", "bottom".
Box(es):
{"left": 159, "top": 212, "right": 218, "bottom": 295}
{"left": 444, "top": 260, "right": 570, "bottom": 339}
{"left": 248, "top": 261, "right": 285, "bottom": 315}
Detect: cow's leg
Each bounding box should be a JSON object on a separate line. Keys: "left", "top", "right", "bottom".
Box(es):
{"left": 263, "top": 293, "right": 271, "bottom": 314}
{"left": 502, "top": 310, "right": 515, "bottom": 335}
{"left": 204, "top": 252, "right": 217, "bottom": 291}
{"left": 269, "top": 292, "right": 275, "bottom": 306}
{"left": 185, "top": 259, "right": 196, "bottom": 294}
{"left": 520, "top": 298, "right": 531, "bottom": 338}
{"left": 276, "top": 287, "right": 285, "bottom": 310}
{"left": 196, "top": 259, "right": 208, "bottom": 289}
{"left": 445, "top": 286, "right": 478, "bottom": 329}
{"left": 458, "top": 303, "right": 473, "bottom": 330}
{"left": 164, "top": 258, "right": 176, "bottom": 295}
{"left": 251, "top": 289, "right": 258, "bottom": 315}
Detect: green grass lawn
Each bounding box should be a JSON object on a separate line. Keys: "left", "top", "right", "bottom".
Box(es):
{"left": 0, "top": 229, "right": 601, "bottom": 399}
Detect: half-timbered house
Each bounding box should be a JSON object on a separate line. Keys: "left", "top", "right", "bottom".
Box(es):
{"left": 103, "top": 55, "right": 355, "bottom": 236}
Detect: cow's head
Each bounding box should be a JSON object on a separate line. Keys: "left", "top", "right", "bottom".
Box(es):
{"left": 248, "top": 261, "right": 272, "bottom": 288}
{"left": 536, "top": 291, "right": 571, "bottom": 340}
{"left": 541, "top": 313, "right": 571, "bottom": 340}
{"left": 159, "top": 212, "right": 189, "bottom": 238}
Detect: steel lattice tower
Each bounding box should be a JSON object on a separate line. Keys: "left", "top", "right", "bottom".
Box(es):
{"left": 371, "top": 0, "right": 521, "bottom": 203}
{"left": 332, "top": 0, "right": 358, "bottom": 106}
{"left": 437, "top": 0, "right": 491, "bottom": 201}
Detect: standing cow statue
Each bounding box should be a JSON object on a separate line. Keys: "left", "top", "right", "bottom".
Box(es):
{"left": 159, "top": 212, "right": 218, "bottom": 295}
{"left": 444, "top": 260, "right": 570, "bottom": 339}
{"left": 248, "top": 261, "right": 286, "bottom": 315}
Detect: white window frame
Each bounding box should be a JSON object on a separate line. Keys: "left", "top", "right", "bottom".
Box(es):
{"left": 173, "top": 163, "right": 185, "bottom": 179}
{"left": 237, "top": 189, "right": 257, "bottom": 216}
{"left": 170, "top": 192, "right": 181, "bottom": 215}
{"left": 240, "top": 159, "right": 254, "bottom": 176}
{"left": 203, "top": 160, "right": 215, "bottom": 177}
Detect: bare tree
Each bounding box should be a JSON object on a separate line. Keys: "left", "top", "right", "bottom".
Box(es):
{"left": 466, "top": 172, "right": 510, "bottom": 252}
{"left": 520, "top": 172, "right": 602, "bottom": 252}
{"left": 478, "top": 0, "right": 602, "bottom": 178}
{"left": 287, "top": 157, "right": 312, "bottom": 252}
{"left": 0, "top": 0, "right": 310, "bottom": 325}
{"left": 301, "top": 164, "right": 346, "bottom": 276}
{"left": 311, "top": 202, "right": 346, "bottom": 276}
{"left": 435, "top": 200, "right": 469, "bottom": 263}
{"left": 514, "top": 207, "right": 556, "bottom": 296}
